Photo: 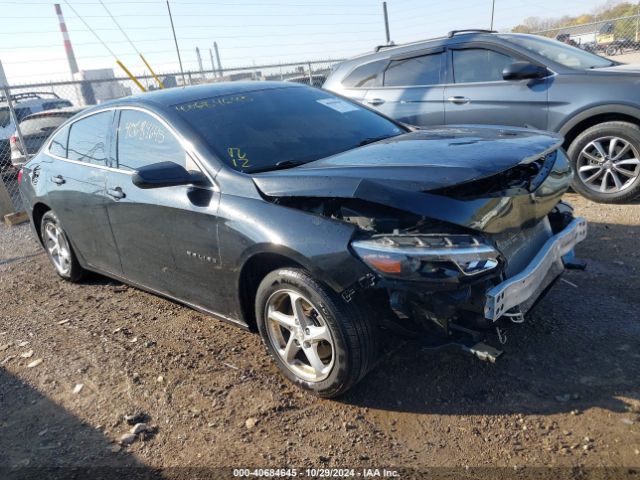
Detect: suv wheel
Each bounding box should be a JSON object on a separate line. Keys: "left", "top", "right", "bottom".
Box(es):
{"left": 255, "top": 268, "right": 378, "bottom": 398}
{"left": 41, "top": 211, "right": 85, "bottom": 282}
{"left": 568, "top": 121, "right": 640, "bottom": 203}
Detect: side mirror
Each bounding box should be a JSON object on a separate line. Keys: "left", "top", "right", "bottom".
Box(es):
{"left": 502, "top": 61, "right": 549, "bottom": 81}
{"left": 132, "top": 161, "right": 199, "bottom": 189}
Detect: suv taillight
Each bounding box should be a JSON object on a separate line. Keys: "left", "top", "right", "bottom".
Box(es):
{"left": 9, "top": 135, "right": 16, "bottom": 144}
{"left": 17, "top": 168, "right": 23, "bottom": 184}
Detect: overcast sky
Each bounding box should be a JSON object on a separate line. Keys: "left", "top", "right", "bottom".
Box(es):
{"left": 0, "top": 0, "right": 610, "bottom": 85}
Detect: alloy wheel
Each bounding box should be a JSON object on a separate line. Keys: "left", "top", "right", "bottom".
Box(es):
{"left": 577, "top": 136, "right": 640, "bottom": 193}
{"left": 265, "top": 289, "right": 335, "bottom": 382}
{"left": 44, "top": 222, "right": 72, "bottom": 276}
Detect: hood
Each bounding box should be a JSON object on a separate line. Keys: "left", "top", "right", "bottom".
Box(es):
{"left": 252, "top": 126, "right": 562, "bottom": 197}
{"left": 252, "top": 126, "right": 570, "bottom": 234}
{"left": 587, "top": 63, "right": 640, "bottom": 75}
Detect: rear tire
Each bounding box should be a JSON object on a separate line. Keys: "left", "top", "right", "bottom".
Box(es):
{"left": 255, "top": 268, "right": 378, "bottom": 398}
{"left": 40, "top": 211, "right": 85, "bottom": 282}
{"left": 567, "top": 121, "right": 640, "bottom": 203}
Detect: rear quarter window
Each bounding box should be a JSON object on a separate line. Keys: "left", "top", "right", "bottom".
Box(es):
{"left": 49, "top": 125, "right": 70, "bottom": 158}
{"left": 342, "top": 59, "right": 387, "bottom": 88}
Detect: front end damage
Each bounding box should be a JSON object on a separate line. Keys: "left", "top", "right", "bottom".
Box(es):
{"left": 253, "top": 128, "right": 587, "bottom": 360}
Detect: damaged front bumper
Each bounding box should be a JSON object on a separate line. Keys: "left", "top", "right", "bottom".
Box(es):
{"left": 483, "top": 217, "right": 587, "bottom": 322}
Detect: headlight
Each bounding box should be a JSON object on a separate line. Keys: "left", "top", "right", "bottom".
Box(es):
{"left": 351, "top": 234, "right": 500, "bottom": 282}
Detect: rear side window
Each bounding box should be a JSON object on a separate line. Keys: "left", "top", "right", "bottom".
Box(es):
{"left": 67, "top": 111, "right": 112, "bottom": 166}
{"left": 384, "top": 52, "right": 443, "bottom": 86}
{"left": 42, "top": 100, "right": 72, "bottom": 110}
{"left": 0, "top": 108, "right": 9, "bottom": 128}
{"left": 49, "top": 125, "right": 69, "bottom": 157}
{"left": 117, "top": 110, "right": 186, "bottom": 172}
{"left": 452, "top": 48, "right": 516, "bottom": 83}
{"left": 342, "top": 60, "right": 387, "bottom": 88}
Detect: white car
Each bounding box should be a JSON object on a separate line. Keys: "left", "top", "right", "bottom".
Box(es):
{"left": 1, "top": 92, "right": 72, "bottom": 173}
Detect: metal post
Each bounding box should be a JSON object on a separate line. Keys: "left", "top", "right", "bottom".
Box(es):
{"left": 307, "top": 62, "right": 314, "bottom": 86}
{"left": 167, "top": 1, "right": 186, "bottom": 85}
{"left": 1, "top": 85, "right": 27, "bottom": 216}
{"left": 490, "top": 0, "right": 496, "bottom": 30}
{"left": 383, "top": 2, "right": 391, "bottom": 44}
{"left": 209, "top": 49, "right": 218, "bottom": 78}
{"left": 214, "top": 42, "right": 223, "bottom": 77}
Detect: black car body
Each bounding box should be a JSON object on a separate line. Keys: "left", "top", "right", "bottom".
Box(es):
{"left": 19, "top": 82, "right": 586, "bottom": 397}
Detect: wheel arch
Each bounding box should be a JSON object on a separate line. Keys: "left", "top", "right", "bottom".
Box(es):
{"left": 31, "top": 202, "right": 51, "bottom": 245}
{"left": 559, "top": 104, "right": 640, "bottom": 150}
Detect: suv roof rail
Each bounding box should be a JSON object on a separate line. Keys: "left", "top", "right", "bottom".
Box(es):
{"left": 374, "top": 42, "right": 397, "bottom": 52}
{"left": 0, "top": 91, "right": 60, "bottom": 103}
{"left": 447, "top": 29, "right": 497, "bottom": 38}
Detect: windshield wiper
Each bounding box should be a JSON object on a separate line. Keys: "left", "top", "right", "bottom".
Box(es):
{"left": 246, "top": 160, "right": 306, "bottom": 174}
{"left": 358, "top": 135, "right": 394, "bottom": 147}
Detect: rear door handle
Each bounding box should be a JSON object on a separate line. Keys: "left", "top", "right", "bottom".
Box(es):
{"left": 447, "top": 96, "right": 470, "bottom": 105}
{"left": 50, "top": 175, "right": 65, "bottom": 185}
{"left": 107, "top": 186, "right": 125, "bottom": 200}
{"left": 366, "top": 98, "right": 385, "bottom": 106}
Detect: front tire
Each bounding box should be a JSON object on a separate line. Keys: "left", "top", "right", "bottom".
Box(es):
{"left": 40, "top": 211, "right": 85, "bottom": 282}
{"left": 568, "top": 121, "right": 640, "bottom": 203}
{"left": 255, "top": 268, "right": 378, "bottom": 398}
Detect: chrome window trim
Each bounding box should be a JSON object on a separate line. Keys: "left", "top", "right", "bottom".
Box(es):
{"left": 45, "top": 105, "right": 219, "bottom": 191}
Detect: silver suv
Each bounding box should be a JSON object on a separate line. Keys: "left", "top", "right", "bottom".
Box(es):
{"left": 324, "top": 30, "right": 640, "bottom": 203}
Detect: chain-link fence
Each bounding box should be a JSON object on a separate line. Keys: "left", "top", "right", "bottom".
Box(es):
{"left": 533, "top": 14, "right": 640, "bottom": 59}
{"left": 0, "top": 58, "right": 341, "bottom": 216}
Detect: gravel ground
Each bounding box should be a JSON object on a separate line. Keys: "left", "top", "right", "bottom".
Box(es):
{"left": 0, "top": 194, "right": 639, "bottom": 479}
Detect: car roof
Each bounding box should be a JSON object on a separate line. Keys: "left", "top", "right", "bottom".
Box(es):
{"left": 21, "top": 106, "right": 85, "bottom": 121}
{"left": 95, "top": 81, "right": 304, "bottom": 111}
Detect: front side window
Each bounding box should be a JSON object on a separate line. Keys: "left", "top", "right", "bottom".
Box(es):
{"left": 117, "top": 110, "right": 189, "bottom": 172}
{"left": 452, "top": 48, "right": 516, "bottom": 83}
{"left": 172, "top": 87, "right": 404, "bottom": 173}
{"left": 342, "top": 60, "right": 387, "bottom": 88}
{"left": 499, "top": 34, "right": 614, "bottom": 69}
{"left": 67, "top": 111, "right": 112, "bottom": 166}
{"left": 384, "top": 53, "right": 443, "bottom": 86}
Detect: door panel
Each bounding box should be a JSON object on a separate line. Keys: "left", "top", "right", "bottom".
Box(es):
{"left": 363, "top": 50, "right": 446, "bottom": 126}
{"left": 45, "top": 112, "right": 122, "bottom": 275}
{"left": 444, "top": 47, "right": 549, "bottom": 129}
{"left": 363, "top": 87, "right": 445, "bottom": 126}
{"left": 46, "top": 160, "right": 122, "bottom": 275}
{"left": 105, "top": 108, "right": 223, "bottom": 312}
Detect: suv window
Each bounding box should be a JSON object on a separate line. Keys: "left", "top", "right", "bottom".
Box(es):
{"left": 49, "top": 125, "right": 70, "bottom": 158}
{"left": 117, "top": 109, "right": 187, "bottom": 172}
{"left": 342, "top": 60, "right": 387, "bottom": 88}
{"left": 15, "top": 108, "right": 32, "bottom": 122}
{"left": 67, "top": 111, "right": 112, "bottom": 166}
{"left": 42, "top": 100, "right": 73, "bottom": 110}
{"left": 384, "top": 52, "right": 443, "bottom": 86}
{"left": 0, "top": 107, "right": 10, "bottom": 128}
{"left": 452, "top": 48, "right": 516, "bottom": 83}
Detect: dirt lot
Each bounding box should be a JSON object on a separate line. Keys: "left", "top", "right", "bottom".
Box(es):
{"left": 1, "top": 193, "right": 639, "bottom": 479}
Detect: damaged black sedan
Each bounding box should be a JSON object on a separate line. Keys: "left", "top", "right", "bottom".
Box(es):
{"left": 19, "top": 83, "right": 586, "bottom": 397}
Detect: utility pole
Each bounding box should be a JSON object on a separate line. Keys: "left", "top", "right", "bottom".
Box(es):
{"left": 166, "top": 1, "right": 186, "bottom": 85}
{"left": 382, "top": 2, "right": 391, "bottom": 44}
{"left": 490, "top": 0, "right": 496, "bottom": 30}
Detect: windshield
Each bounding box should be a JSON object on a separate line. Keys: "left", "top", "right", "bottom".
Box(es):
{"left": 172, "top": 86, "right": 404, "bottom": 173}
{"left": 499, "top": 34, "right": 615, "bottom": 69}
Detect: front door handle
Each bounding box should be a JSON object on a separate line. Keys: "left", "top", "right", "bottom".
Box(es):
{"left": 107, "top": 187, "right": 126, "bottom": 200}
{"left": 447, "top": 96, "right": 471, "bottom": 105}
{"left": 366, "top": 98, "right": 385, "bottom": 106}
{"left": 50, "top": 175, "right": 65, "bottom": 185}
